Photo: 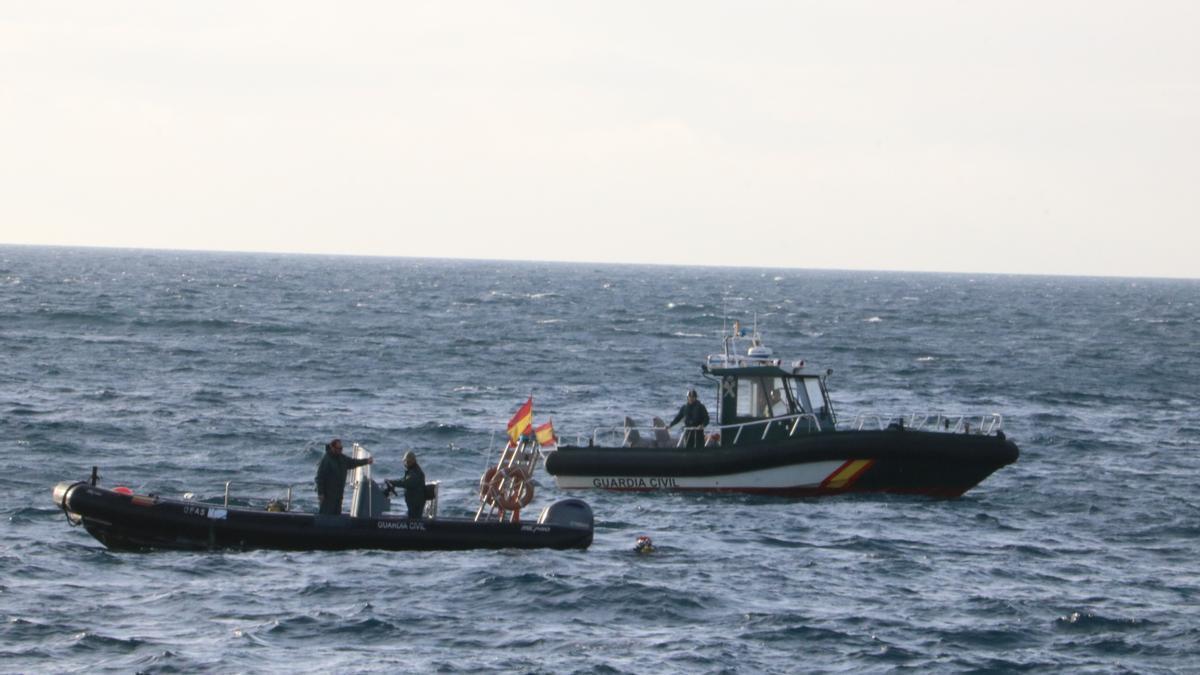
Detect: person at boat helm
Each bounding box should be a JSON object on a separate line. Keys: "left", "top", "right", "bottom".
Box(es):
{"left": 314, "top": 438, "right": 372, "bottom": 516}
{"left": 668, "top": 389, "right": 710, "bottom": 448}
{"left": 396, "top": 451, "right": 426, "bottom": 519}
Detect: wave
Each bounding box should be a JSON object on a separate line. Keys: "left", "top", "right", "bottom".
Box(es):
{"left": 68, "top": 630, "right": 147, "bottom": 652}
{"left": 1054, "top": 611, "right": 1158, "bottom": 633}
{"left": 738, "top": 613, "right": 857, "bottom": 645}
{"left": 403, "top": 421, "right": 473, "bottom": 435}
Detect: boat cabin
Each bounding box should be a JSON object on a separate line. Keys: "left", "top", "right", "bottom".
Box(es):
{"left": 701, "top": 329, "right": 836, "bottom": 446}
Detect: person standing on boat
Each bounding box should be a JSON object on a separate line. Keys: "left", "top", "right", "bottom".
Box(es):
{"left": 668, "top": 389, "right": 710, "bottom": 448}
{"left": 315, "top": 438, "right": 372, "bottom": 516}
{"left": 397, "top": 451, "right": 426, "bottom": 519}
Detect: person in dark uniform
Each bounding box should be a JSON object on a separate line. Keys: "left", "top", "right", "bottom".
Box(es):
{"left": 668, "top": 389, "right": 710, "bottom": 448}
{"left": 397, "top": 451, "right": 426, "bottom": 519}
{"left": 314, "top": 438, "right": 372, "bottom": 515}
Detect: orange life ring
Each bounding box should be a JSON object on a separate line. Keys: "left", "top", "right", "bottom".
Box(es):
{"left": 489, "top": 467, "right": 535, "bottom": 510}
{"left": 501, "top": 466, "right": 529, "bottom": 481}
{"left": 512, "top": 478, "right": 535, "bottom": 508}
{"left": 479, "top": 467, "right": 499, "bottom": 500}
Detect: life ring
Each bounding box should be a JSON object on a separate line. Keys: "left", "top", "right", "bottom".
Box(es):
{"left": 501, "top": 466, "right": 529, "bottom": 482}
{"left": 479, "top": 467, "right": 499, "bottom": 501}
{"left": 488, "top": 467, "right": 535, "bottom": 510}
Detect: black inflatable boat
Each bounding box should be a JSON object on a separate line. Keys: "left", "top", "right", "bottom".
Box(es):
{"left": 53, "top": 459, "right": 593, "bottom": 552}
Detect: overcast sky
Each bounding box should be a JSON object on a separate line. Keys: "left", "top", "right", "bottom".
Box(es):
{"left": 2, "top": 2, "right": 1197, "bottom": 278}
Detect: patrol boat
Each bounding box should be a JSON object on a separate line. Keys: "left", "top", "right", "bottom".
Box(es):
{"left": 543, "top": 322, "right": 1018, "bottom": 497}
{"left": 54, "top": 445, "right": 593, "bottom": 551}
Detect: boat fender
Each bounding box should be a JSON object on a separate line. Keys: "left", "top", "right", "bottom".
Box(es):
{"left": 114, "top": 486, "right": 133, "bottom": 495}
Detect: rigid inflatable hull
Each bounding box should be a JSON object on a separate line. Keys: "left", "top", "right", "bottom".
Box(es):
{"left": 544, "top": 430, "right": 1019, "bottom": 497}
{"left": 53, "top": 482, "right": 592, "bottom": 552}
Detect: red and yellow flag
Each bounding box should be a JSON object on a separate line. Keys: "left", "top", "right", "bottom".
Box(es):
{"left": 535, "top": 420, "right": 557, "bottom": 446}
{"left": 507, "top": 397, "right": 533, "bottom": 444}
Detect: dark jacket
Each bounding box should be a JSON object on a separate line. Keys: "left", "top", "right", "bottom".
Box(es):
{"left": 670, "top": 401, "right": 710, "bottom": 429}
{"left": 399, "top": 463, "right": 426, "bottom": 519}
{"left": 315, "top": 449, "right": 370, "bottom": 515}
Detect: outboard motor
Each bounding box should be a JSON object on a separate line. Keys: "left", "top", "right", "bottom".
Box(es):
{"left": 536, "top": 498, "right": 593, "bottom": 530}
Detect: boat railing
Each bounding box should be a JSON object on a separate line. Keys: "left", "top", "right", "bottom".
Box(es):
{"left": 589, "top": 413, "right": 823, "bottom": 448}
{"left": 186, "top": 480, "right": 294, "bottom": 511}
{"left": 843, "top": 412, "right": 1003, "bottom": 435}
{"left": 721, "top": 414, "right": 823, "bottom": 444}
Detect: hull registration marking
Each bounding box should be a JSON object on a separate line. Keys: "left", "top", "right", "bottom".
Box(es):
{"left": 592, "top": 477, "right": 678, "bottom": 489}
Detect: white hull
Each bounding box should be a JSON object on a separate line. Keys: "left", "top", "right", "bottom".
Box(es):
{"left": 552, "top": 459, "right": 875, "bottom": 492}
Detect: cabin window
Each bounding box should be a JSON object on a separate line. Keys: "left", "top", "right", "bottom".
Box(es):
{"left": 735, "top": 379, "right": 756, "bottom": 418}
{"left": 803, "top": 378, "right": 826, "bottom": 415}
{"left": 736, "top": 377, "right": 792, "bottom": 418}
{"left": 765, "top": 378, "right": 790, "bottom": 417}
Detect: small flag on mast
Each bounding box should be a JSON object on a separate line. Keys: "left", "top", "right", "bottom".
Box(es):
{"left": 507, "top": 396, "right": 533, "bottom": 444}
{"left": 535, "top": 420, "right": 557, "bottom": 447}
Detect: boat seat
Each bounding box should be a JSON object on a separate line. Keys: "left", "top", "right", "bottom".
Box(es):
{"left": 623, "top": 428, "right": 642, "bottom": 447}
{"left": 623, "top": 416, "right": 644, "bottom": 447}
{"left": 423, "top": 481, "right": 439, "bottom": 519}
{"left": 652, "top": 417, "right": 673, "bottom": 448}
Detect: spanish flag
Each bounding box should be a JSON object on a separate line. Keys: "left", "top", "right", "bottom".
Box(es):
{"left": 507, "top": 396, "right": 533, "bottom": 444}
{"left": 535, "top": 420, "right": 557, "bottom": 447}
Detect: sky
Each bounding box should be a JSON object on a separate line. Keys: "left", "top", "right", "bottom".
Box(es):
{"left": 1, "top": 2, "right": 1197, "bottom": 278}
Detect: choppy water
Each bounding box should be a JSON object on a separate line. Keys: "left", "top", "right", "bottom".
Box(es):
{"left": 2, "top": 245, "right": 1198, "bottom": 673}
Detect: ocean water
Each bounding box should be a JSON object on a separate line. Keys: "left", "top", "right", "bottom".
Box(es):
{"left": 2, "top": 245, "right": 1198, "bottom": 673}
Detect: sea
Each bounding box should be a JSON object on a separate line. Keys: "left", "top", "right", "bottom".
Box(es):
{"left": 1, "top": 245, "right": 1197, "bottom": 674}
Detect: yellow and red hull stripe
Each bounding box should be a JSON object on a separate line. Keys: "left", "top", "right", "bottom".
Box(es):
{"left": 820, "top": 459, "right": 875, "bottom": 490}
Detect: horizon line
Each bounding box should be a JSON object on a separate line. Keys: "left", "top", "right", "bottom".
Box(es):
{"left": 2, "top": 241, "right": 1196, "bottom": 282}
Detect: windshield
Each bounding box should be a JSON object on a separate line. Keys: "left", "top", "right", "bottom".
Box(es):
{"left": 802, "top": 377, "right": 826, "bottom": 415}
